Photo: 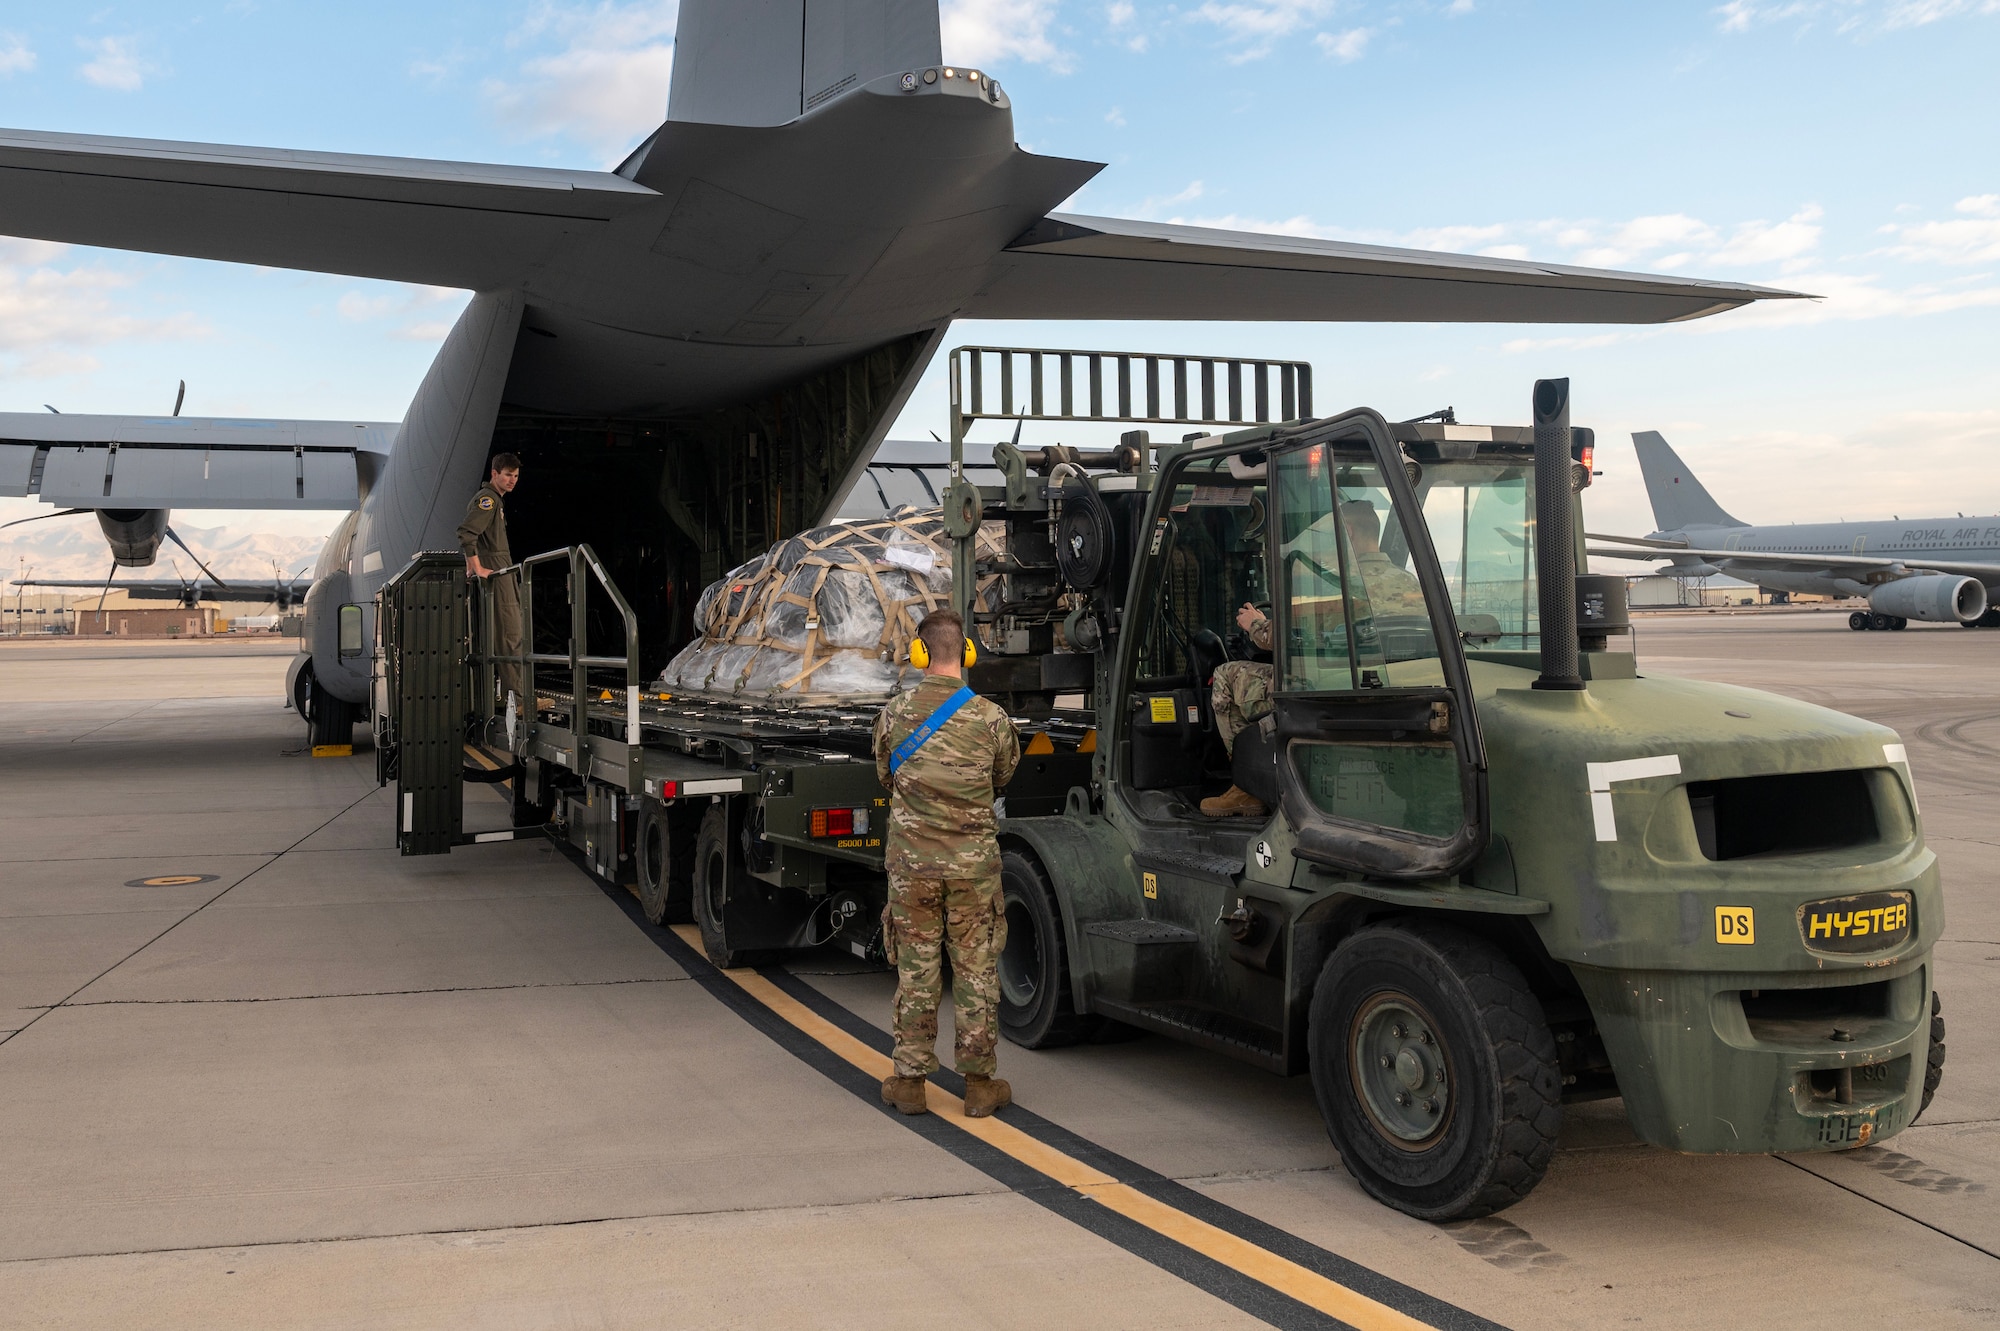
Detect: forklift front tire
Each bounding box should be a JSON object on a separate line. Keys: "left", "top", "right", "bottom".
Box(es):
{"left": 1308, "top": 920, "right": 1561, "bottom": 1221}
{"left": 997, "top": 848, "right": 1099, "bottom": 1048}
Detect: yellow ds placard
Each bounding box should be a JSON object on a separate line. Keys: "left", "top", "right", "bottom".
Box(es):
{"left": 1143, "top": 871, "right": 1158, "bottom": 900}
{"left": 1715, "top": 906, "right": 1755, "bottom": 945}
{"left": 1149, "top": 696, "right": 1177, "bottom": 724}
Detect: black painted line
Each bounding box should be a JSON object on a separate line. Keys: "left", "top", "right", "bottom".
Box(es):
{"left": 751, "top": 964, "right": 1506, "bottom": 1331}
{"left": 577, "top": 857, "right": 1503, "bottom": 1331}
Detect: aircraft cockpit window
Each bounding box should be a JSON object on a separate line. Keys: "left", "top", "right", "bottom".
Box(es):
{"left": 338, "top": 603, "right": 364, "bottom": 657}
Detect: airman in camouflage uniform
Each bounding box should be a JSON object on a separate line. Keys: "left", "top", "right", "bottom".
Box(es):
{"left": 871, "top": 607, "right": 1021, "bottom": 1118}
{"left": 1202, "top": 500, "right": 1425, "bottom": 818}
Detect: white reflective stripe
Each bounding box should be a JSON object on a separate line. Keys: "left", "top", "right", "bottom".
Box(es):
{"left": 402, "top": 791, "right": 413, "bottom": 832}
{"left": 473, "top": 830, "right": 517, "bottom": 843}
{"left": 682, "top": 777, "right": 745, "bottom": 795}
{"left": 1585, "top": 754, "right": 1682, "bottom": 842}
{"left": 1884, "top": 743, "right": 1918, "bottom": 812}
{"left": 627, "top": 685, "right": 639, "bottom": 736}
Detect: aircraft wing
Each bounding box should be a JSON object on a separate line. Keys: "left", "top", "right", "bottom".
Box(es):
{"left": 1588, "top": 545, "right": 2000, "bottom": 583}
{"left": 970, "top": 214, "right": 1808, "bottom": 324}
{"left": 10, "top": 577, "right": 309, "bottom": 601}
{"left": 0, "top": 414, "right": 396, "bottom": 509}
{"left": 0, "top": 127, "right": 658, "bottom": 288}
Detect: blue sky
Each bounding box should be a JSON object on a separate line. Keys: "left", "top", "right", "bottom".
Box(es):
{"left": 1, "top": 0, "right": 1996, "bottom": 561}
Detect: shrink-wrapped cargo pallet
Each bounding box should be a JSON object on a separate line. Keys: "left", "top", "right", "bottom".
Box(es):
{"left": 653, "top": 508, "right": 1002, "bottom": 702}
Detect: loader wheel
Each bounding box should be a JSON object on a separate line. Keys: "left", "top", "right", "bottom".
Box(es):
{"left": 693, "top": 802, "right": 762, "bottom": 969}
{"left": 1308, "top": 921, "right": 1561, "bottom": 1221}
{"left": 997, "top": 849, "right": 1099, "bottom": 1048}
{"left": 1917, "top": 989, "right": 1946, "bottom": 1121}
{"left": 636, "top": 799, "right": 692, "bottom": 926}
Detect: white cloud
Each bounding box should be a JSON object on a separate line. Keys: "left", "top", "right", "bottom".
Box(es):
{"left": 0, "top": 241, "right": 204, "bottom": 378}
{"left": 1880, "top": 195, "right": 2000, "bottom": 265}
{"left": 943, "top": 0, "right": 1069, "bottom": 70}
{"left": 1104, "top": 105, "right": 1127, "bottom": 126}
{"left": 77, "top": 36, "right": 150, "bottom": 92}
{"left": 1191, "top": 0, "right": 1339, "bottom": 61}
{"left": 1316, "top": 26, "right": 1372, "bottom": 60}
{"left": 334, "top": 284, "right": 469, "bottom": 344}
{"left": 1715, "top": 0, "right": 2000, "bottom": 33}
{"left": 486, "top": 2, "right": 679, "bottom": 158}
{"left": 0, "top": 33, "right": 34, "bottom": 76}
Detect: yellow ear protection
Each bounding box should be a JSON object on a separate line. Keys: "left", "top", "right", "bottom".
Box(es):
{"left": 908, "top": 635, "right": 976, "bottom": 668}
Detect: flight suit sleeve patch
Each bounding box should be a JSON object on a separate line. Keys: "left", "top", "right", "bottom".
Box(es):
{"left": 479, "top": 495, "right": 494, "bottom": 510}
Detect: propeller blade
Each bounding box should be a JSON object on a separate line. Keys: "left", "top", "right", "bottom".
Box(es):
{"left": 0, "top": 507, "right": 90, "bottom": 531}
{"left": 164, "top": 526, "right": 230, "bottom": 589}
{"left": 1009, "top": 414, "right": 1025, "bottom": 450}
{"left": 173, "top": 380, "right": 185, "bottom": 417}
{"left": 43, "top": 405, "right": 60, "bottom": 414}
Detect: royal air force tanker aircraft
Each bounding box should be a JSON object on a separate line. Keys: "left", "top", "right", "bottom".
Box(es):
{"left": 0, "top": 0, "right": 1800, "bottom": 743}
{"left": 1591, "top": 432, "right": 2000, "bottom": 631}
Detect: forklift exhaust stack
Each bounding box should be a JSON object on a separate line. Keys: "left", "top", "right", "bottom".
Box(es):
{"left": 1532, "top": 378, "right": 1585, "bottom": 691}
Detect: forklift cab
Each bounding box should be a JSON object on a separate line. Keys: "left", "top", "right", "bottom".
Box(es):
{"left": 1116, "top": 410, "right": 1488, "bottom": 883}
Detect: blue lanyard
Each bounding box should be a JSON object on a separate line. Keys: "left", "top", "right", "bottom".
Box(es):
{"left": 890, "top": 686, "right": 976, "bottom": 775}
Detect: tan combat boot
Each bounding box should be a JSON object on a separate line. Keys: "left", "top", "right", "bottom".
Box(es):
{"left": 1199, "top": 785, "right": 1267, "bottom": 818}
{"left": 880, "top": 1074, "right": 929, "bottom": 1116}
{"left": 962, "top": 1074, "right": 1012, "bottom": 1118}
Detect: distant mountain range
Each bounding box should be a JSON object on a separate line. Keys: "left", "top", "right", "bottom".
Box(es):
{"left": 1, "top": 515, "right": 324, "bottom": 587}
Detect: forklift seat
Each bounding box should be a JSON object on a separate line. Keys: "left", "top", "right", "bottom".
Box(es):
{"left": 1232, "top": 715, "right": 1281, "bottom": 807}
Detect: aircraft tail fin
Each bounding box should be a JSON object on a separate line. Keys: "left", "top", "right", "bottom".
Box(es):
{"left": 669, "top": 0, "right": 943, "bottom": 127}
{"left": 1632, "top": 430, "right": 1746, "bottom": 532}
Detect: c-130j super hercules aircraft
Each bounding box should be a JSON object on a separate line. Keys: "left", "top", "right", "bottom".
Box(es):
{"left": 0, "top": 0, "right": 1800, "bottom": 744}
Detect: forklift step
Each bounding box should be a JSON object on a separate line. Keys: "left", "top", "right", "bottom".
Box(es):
{"left": 1092, "top": 997, "right": 1286, "bottom": 1070}
{"left": 1086, "top": 919, "right": 1197, "bottom": 945}
{"left": 1132, "top": 848, "right": 1243, "bottom": 884}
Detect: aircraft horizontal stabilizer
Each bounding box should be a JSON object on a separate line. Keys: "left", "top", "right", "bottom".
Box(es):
{"left": 0, "top": 127, "right": 657, "bottom": 288}
{"left": 972, "top": 215, "right": 1807, "bottom": 325}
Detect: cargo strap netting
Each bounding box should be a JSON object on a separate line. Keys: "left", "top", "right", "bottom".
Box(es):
{"left": 653, "top": 507, "right": 1004, "bottom": 703}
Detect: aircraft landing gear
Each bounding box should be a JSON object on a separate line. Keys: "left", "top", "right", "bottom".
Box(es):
{"left": 1850, "top": 611, "right": 1869, "bottom": 630}
{"left": 1851, "top": 612, "right": 1909, "bottom": 631}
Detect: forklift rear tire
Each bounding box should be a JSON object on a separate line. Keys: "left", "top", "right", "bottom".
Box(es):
{"left": 1917, "top": 989, "right": 1946, "bottom": 1121}
{"left": 998, "top": 848, "right": 1100, "bottom": 1048}
{"left": 637, "top": 799, "right": 692, "bottom": 926}
{"left": 1308, "top": 920, "right": 1561, "bottom": 1221}
{"left": 694, "top": 801, "right": 762, "bottom": 970}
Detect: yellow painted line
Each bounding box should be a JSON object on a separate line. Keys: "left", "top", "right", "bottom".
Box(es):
{"left": 464, "top": 744, "right": 501, "bottom": 770}
{"left": 672, "top": 924, "right": 1437, "bottom": 1331}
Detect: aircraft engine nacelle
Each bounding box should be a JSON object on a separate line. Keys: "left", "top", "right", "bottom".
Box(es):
{"left": 96, "top": 508, "right": 170, "bottom": 565}
{"left": 1870, "top": 574, "right": 1987, "bottom": 624}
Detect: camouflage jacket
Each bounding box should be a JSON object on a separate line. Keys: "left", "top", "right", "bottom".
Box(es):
{"left": 456, "top": 484, "right": 511, "bottom": 566}
{"left": 872, "top": 675, "right": 1020, "bottom": 878}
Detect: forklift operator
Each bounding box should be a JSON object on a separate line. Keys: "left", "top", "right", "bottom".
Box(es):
{"left": 1201, "top": 499, "right": 1422, "bottom": 819}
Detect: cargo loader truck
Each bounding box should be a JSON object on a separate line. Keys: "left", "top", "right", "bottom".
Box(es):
{"left": 378, "top": 345, "right": 1946, "bottom": 1220}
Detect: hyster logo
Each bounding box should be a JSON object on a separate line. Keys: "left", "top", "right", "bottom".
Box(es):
{"left": 1799, "top": 892, "right": 1913, "bottom": 954}
{"left": 1715, "top": 906, "right": 1755, "bottom": 945}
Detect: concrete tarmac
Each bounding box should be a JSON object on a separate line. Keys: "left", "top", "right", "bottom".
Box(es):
{"left": 0, "top": 619, "right": 1994, "bottom": 1328}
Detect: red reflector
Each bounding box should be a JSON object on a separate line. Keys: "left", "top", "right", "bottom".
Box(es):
{"left": 657, "top": 780, "right": 678, "bottom": 799}
{"left": 826, "top": 808, "right": 854, "bottom": 837}
{"left": 810, "top": 809, "right": 829, "bottom": 837}
{"left": 1579, "top": 442, "right": 1595, "bottom": 471}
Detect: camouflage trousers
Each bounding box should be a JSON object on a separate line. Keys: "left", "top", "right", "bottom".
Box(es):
{"left": 1211, "top": 659, "right": 1273, "bottom": 756}
{"left": 886, "top": 871, "right": 1006, "bottom": 1078}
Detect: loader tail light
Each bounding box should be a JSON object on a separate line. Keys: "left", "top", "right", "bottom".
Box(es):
{"left": 809, "top": 807, "right": 870, "bottom": 838}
